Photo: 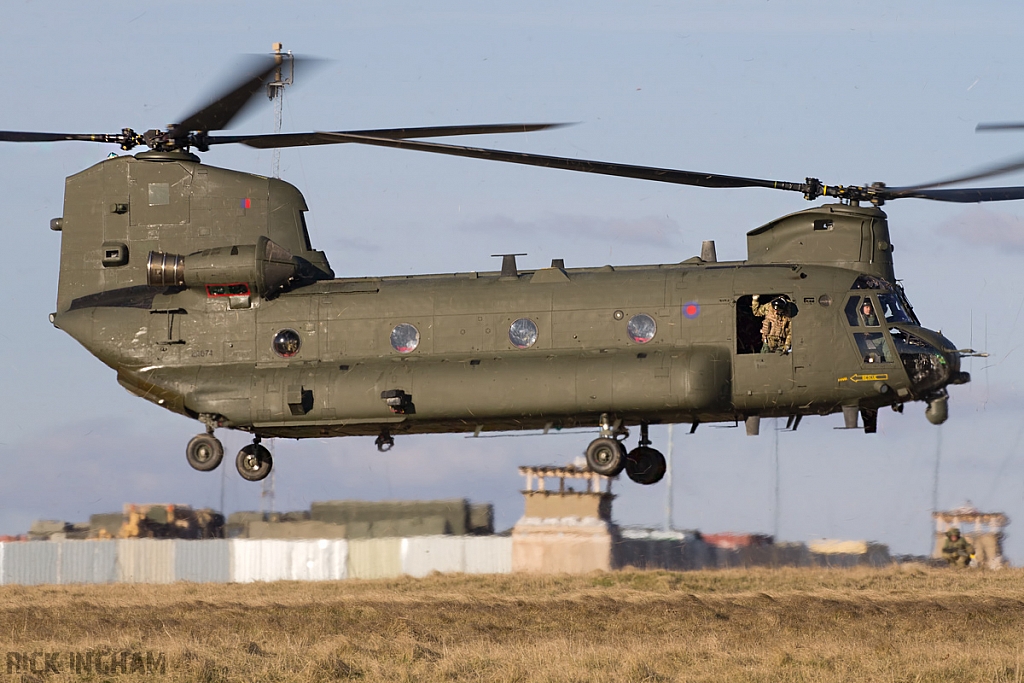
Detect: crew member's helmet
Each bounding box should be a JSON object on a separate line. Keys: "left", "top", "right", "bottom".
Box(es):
{"left": 947, "top": 527, "right": 961, "bottom": 538}
{"left": 771, "top": 298, "right": 787, "bottom": 311}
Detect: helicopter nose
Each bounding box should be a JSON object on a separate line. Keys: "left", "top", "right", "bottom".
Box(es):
{"left": 890, "top": 326, "right": 968, "bottom": 426}
{"left": 922, "top": 341, "right": 972, "bottom": 425}
{"left": 949, "top": 368, "right": 971, "bottom": 385}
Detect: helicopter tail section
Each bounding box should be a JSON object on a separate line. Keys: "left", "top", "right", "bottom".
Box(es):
{"left": 53, "top": 153, "right": 332, "bottom": 316}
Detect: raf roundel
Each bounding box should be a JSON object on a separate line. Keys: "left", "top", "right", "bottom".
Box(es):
{"left": 683, "top": 301, "right": 701, "bottom": 319}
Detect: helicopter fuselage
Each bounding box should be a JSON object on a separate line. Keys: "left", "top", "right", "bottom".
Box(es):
{"left": 48, "top": 153, "right": 968, "bottom": 477}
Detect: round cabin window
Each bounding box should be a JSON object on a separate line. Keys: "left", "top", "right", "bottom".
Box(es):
{"left": 627, "top": 313, "right": 657, "bottom": 344}
{"left": 272, "top": 329, "right": 301, "bottom": 357}
{"left": 390, "top": 323, "right": 420, "bottom": 353}
{"left": 509, "top": 318, "right": 539, "bottom": 349}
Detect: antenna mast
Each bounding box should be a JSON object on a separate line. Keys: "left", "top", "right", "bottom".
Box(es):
{"left": 267, "top": 42, "right": 294, "bottom": 179}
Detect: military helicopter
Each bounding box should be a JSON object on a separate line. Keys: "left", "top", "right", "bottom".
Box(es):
{"left": 4, "top": 56, "right": 1020, "bottom": 485}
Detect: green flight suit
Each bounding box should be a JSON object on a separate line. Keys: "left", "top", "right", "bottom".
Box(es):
{"left": 942, "top": 530, "right": 974, "bottom": 568}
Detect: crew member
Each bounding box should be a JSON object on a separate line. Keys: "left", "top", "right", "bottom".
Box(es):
{"left": 861, "top": 300, "right": 879, "bottom": 326}
{"left": 941, "top": 527, "right": 974, "bottom": 568}
{"left": 751, "top": 294, "right": 792, "bottom": 354}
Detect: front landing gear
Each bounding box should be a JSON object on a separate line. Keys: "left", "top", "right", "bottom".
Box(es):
{"left": 186, "top": 433, "right": 224, "bottom": 472}
{"left": 585, "top": 414, "right": 628, "bottom": 476}
{"left": 236, "top": 438, "right": 273, "bottom": 482}
{"left": 375, "top": 428, "right": 395, "bottom": 453}
{"left": 625, "top": 423, "right": 667, "bottom": 486}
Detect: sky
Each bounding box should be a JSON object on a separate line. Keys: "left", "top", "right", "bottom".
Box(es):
{"left": 3, "top": 0, "right": 1024, "bottom": 560}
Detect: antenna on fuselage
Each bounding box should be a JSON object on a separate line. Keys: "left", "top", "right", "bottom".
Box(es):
{"left": 267, "top": 42, "right": 294, "bottom": 179}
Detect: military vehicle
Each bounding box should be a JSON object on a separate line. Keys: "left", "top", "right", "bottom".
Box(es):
{"left": 3, "top": 56, "right": 1018, "bottom": 485}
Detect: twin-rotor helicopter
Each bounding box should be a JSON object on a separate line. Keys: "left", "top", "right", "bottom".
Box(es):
{"left": 4, "top": 55, "right": 1020, "bottom": 485}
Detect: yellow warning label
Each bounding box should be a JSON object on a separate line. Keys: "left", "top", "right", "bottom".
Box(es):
{"left": 838, "top": 373, "right": 889, "bottom": 383}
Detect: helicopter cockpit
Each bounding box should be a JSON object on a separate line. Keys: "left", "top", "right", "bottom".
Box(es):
{"left": 850, "top": 275, "right": 919, "bottom": 325}
{"left": 845, "top": 274, "right": 967, "bottom": 421}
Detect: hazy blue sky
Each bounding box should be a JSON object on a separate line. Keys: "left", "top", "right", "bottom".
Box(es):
{"left": 3, "top": 1, "right": 1024, "bottom": 559}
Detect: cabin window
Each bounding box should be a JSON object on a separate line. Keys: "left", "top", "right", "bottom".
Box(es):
{"left": 627, "top": 314, "right": 657, "bottom": 344}
{"left": 272, "top": 329, "right": 301, "bottom": 358}
{"left": 390, "top": 323, "right": 420, "bottom": 353}
{"left": 853, "top": 332, "right": 894, "bottom": 364}
{"left": 509, "top": 318, "right": 538, "bottom": 349}
{"left": 737, "top": 294, "right": 796, "bottom": 354}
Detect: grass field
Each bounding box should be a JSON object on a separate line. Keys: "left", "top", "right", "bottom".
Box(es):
{"left": 2, "top": 566, "right": 1024, "bottom": 682}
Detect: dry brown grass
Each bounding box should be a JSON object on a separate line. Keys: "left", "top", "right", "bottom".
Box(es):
{"left": 2, "top": 566, "right": 1024, "bottom": 681}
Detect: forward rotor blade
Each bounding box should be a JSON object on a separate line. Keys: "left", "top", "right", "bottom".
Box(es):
{"left": 312, "top": 131, "right": 810, "bottom": 194}
{"left": 174, "top": 55, "right": 291, "bottom": 133}
{"left": 885, "top": 186, "right": 1024, "bottom": 203}
{"left": 208, "top": 123, "right": 572, "bottom": 149}
{"left": 0, "top": 131, "right": 121, "bottom": 143}
{"left": 889, "top": 153, "right": 1024, "bottom": 192}
{"left": 977, "top": 122, "right": 1024, "bottom": 132}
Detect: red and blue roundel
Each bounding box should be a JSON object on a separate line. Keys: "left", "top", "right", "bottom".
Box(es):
{"left": 682, "top": 301, "right": 700, "bottom": 319}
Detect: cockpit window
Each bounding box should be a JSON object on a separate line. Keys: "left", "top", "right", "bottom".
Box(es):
{"left": 845, "top": 296, "right": 860, "bottom": 326}
{"left": 851, "top": 275, "right": 887, "bottom": 290}
{"left": 878, "top": 292, "right": 913, "bottom": 324}
{"left": 850, "top": 275, "right": 920, "bottom": 325}
{"left": 859, "top": 299, "right": 880, "bottom": 327}
{"left": 854, "top": 332, "right": 894, "bottom": 364}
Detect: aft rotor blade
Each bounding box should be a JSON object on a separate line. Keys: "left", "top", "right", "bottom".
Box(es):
{"left": 889, "top": 153, "right": 1024, "bottom": 192}
{"left": 174, "top": 55, "right": 290, "bottom": 133}
{"left": 208, "top": 123, "right": 571, "bottom": 149}
{"left": 0, "top": 131, "right": 122, "bottom": 143}
{"left": 311, "top": 131, "right": 810, "bottom": 193}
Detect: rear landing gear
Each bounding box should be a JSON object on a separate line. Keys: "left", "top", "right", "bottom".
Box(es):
{"left": 236, "top": 437, "right": 273, "bottom": 482}
{"left": 625, "top": 423, "right": 666, "bottom": 485}
{"left": 586, "top": 437, "right": 626, "bottom": 476}
{"left": 186, "top": 433, "right": 224, "bottom": 472}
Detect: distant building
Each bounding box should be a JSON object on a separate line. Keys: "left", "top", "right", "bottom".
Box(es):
{"left": 932, "top": 505, "right": 1009, "bottom": 568}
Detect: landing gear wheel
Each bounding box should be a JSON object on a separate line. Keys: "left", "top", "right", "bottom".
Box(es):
{"left": 586, "top": 437, "right": 626, "bottom": 476}
{"left": 236, "top": 443, "right": 273, "bottom": 482}
{"left": 186, "top": 433, "right": 224, "bottom": 472}
{"left": 625, "top": 446, "right": 667, "bottom": 485}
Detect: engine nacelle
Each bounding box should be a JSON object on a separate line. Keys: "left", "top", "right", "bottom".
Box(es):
{"left": 147, "top": 236, "right": 298, "bottom": 297}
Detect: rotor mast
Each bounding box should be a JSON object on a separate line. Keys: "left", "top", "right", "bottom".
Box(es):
{"left": 266, "top": 43, "right": 294, "bottom": 179}
{"left": 267, "top": 42, "right": 294, "bottom": 179}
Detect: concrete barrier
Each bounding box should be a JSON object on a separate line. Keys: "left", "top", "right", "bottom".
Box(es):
{"left": 512, "top": 518, "right": 613, "bottom": 573}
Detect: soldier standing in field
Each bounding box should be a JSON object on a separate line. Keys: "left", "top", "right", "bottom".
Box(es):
{"left": 752, "top": 294, "right": 793, "bottom": 354}
{"left": 942, "top": 527, "right": 974, "bottom": 567}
